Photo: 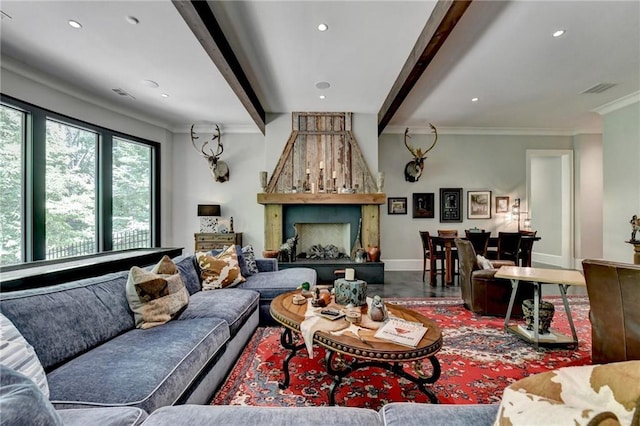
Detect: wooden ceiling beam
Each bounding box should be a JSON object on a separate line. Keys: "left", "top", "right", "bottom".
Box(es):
{"left": 377, "top": 0, "right": 473, "bottom": 135}
{"left": 173, "top": 0, "right": 266, "bottom": 135}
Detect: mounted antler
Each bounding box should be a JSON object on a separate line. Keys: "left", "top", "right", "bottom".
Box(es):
{"left": 403, "top": 123, "right": 438, "bottom": 182}
{"left": 190, "top": 124, "right": 229, "bottom": 183}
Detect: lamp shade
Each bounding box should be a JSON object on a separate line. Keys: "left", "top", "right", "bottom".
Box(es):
{"left": 197, "top": 204, "right": 221, "bottom": 216}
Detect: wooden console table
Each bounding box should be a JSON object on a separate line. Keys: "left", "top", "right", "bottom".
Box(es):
{"left": 194, "top": 233, "right": 243, "bottom": 251}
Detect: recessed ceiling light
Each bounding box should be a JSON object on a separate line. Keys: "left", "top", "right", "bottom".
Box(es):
{"left": 68, "top": 20, "right": 82, "bottom": 29}
{"left": 126, "top": 16, "right": 139, "bottom": 25}
{"left": 552, "top": 29, "right": 566, "bottom": 38}
{"left": 161, "top": 93, "right": 169, "bottom": 98}
{"left": 141, "top": 79, "right": 159, "bottom": 88}
{"left": 319, "top": 95, "right": 326, "bottom": 100}
{"left": 317, "top": 23, "right": 328, "bottom": 32}
{"left": 471, "top": 97, "right": 479, "bottom": 102}
{"left": 315, "top": 81, "right": 331, "bottom": 90}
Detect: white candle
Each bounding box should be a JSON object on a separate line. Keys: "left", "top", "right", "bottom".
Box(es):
{"left": 345, "top": 268, "right": 355, "bottom": 281}
{"left": 319, "top": 161, "right": 324, "bottom": 169}
{"left": 332, "top": 170, "right": 337, "bottom": 179}
{"left": 306, "top": 168, "right": 310, "bottom": 174}
{"left": 311, "top": 183, "right": 315, "bottom": 193}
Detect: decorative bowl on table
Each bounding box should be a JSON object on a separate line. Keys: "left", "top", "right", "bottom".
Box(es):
{"left": 262, "top": 249, "right": 279, "bottom": 258}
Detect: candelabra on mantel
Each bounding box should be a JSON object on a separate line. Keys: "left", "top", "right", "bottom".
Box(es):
{"left": 318, "top": 161, "right": 324, "bottom": 192}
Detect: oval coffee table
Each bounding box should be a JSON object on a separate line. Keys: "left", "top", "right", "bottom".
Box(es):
{"left": 270, "top": 291, "right": 443, "bottom": 405}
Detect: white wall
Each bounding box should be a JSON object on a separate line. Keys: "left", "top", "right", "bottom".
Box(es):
{"left": 378, "top": 132, "right": 574, "bottom": 270}
{"left": 602, "top": 101, "right": 640, "bottom": 262}
{"left": 1, "top": 62, "right": 176, "bottom": 246}
{"left": 573, "top": 134, "right": 603, "bottom": 261}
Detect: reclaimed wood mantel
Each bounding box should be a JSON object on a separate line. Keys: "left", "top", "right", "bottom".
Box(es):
{"left": 257, "top": 193, "right": 385, "bottom": 205}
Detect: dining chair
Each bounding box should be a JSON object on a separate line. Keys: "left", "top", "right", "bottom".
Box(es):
{"left": 419, "top": 231, "right": 445, "bottom": 286}
{"left": 518, "top": 230, "right": 537, "bottom": 266}
{"left": 464, "top": 230, "right": 491, "bottom": 257}
{"left": 437, "top": 230, "right": 459, "bottom": 277}
{"left": 496, "top": 232, "right": 522, "bottom": 264}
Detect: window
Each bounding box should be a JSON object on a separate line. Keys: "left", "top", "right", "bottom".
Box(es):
{"left": 0, "top": 105, "right": 25, "bottom": 265}
{"left": 45, "top": 120, "right": 98, "bottom": 259}
{"left": 0, "top": 95, "right": 160, "bottom": 266}
{"left": 113, "top": 137, "right": 152, "bottom": 250}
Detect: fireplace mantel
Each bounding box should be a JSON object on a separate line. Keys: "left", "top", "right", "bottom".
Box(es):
{"left": 257, "top": 193, "right": 385, "bottom": 205}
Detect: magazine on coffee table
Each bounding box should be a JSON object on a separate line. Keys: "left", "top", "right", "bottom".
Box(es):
{"left": 374, "top": 318, "right": 428, "bottom": 348}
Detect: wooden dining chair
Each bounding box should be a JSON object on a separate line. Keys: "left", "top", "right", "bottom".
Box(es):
{"left": 464, "top": 230, "right": 491, "bottom": 257}
{"left": 518, "top": 230, "right": 537, "bottom": 266}
{"left": 437, "top": 230, "right": 459, "bottom": 276}
{"left": 419, "top": 231, "right": 445, "bottom": 286}
{"left": 496, "top": 232, "right": 522, "bottom": 264}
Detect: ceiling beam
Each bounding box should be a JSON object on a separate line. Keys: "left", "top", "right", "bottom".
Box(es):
{"left": 173, "top": 0, "right": 266, "bottom": 135}
{"left": 377, "top": 0, "right": 473, "bottom": 135}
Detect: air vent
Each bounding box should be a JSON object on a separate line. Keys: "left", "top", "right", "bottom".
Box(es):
{"left": 111, "top": 88, "right": 135, "bottom": 99}
{"left": 581, "top": 83, "right": 617, "bottom": 94}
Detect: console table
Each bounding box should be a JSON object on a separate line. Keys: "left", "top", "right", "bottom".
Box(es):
{"left": 194, "top": 233, "right": 243, "bottom": 251}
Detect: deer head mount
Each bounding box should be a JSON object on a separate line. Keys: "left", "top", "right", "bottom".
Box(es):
{"left": 404, "top": 123, "right": 438, "bottom": 182}
{"left": 190, "top": 124, "right": 229, "bottom": 183}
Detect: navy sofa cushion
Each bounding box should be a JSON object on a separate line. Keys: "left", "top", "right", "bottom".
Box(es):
{"left": 0, "top": 271, "right": 134, "bottom": 370}
{"left": 58, "top": 407, "right": 148, "bottom": 426}
{"left": 176, "top": 288, "right": 259, "bottom": 337}
{"left": 173, "top": 254, "right": 202, "bottom": 295}
{"left": 141, "top": 405, "right": 383, "bottom": 426}
{"left": 237, "top": 268, "right": 316, "bottom": 300}
{"left": 0, "top": 365, "right": 63, "bottom": 426}
{"left": 380, "top": 402, "right": 499, "bottom": 426}
{"left": 47, "top": 317, "right": 230, "bottom": 414}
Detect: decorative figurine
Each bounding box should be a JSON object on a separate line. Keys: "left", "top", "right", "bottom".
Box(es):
{"left": 630, "top": 214, "right": 640, "bottom": 242}
{"left": 369, "top": 295, "right": 388, "bottom": 322}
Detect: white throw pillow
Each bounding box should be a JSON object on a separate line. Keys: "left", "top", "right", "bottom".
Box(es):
{"left": 0, "top": 313, "right": 50, "bottom": 398}
{"left": 476, "top": 254, "right": 493, "bottom": 270}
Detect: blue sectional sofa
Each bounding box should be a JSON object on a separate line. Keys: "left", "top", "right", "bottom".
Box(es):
{"left": 0, "top": 251, "right": 502, "bottom": 425}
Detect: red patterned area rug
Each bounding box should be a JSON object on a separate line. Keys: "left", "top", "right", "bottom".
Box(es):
{"left": 212, "top": 297, "right": 591, "bottom": 409}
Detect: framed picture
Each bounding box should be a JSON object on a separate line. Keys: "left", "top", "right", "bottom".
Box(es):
{"left": 439, "top": 188, "right": 462, "bottom": 223}
{"left": 495, "top": 196, "right": 510, "bottom": 213}
{"left": 388, "top": 197, "right": 407, "bottom": 215}
{"left": 412, "top": 193, "right": 435, "bottom": 218}
{"left": 468, "top": 191, "right": 492, "bottom": 219}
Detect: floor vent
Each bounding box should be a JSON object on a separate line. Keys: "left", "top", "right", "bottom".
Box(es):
{"left": 581, "top": 83, "right": 617, "bottom": 94}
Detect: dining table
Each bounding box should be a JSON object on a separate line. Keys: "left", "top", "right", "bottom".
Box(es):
{"left": 431, "top": 234, "right": 541, "bottom": 285}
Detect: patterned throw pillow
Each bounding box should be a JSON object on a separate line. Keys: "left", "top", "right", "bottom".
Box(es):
{"left": 241, "top": 245, "right": 259, "bottom": 275}
{"left": 0, "top": 314, "right": 50, "bottom": 399}
{"left": 126, "top": 255, "right": 189, "bottom": 329}
{"left": 494, "top": 361, "right": 640, "bottom": 426}
{"left": 196, "top": 245, "right": 245, "bottom": 290}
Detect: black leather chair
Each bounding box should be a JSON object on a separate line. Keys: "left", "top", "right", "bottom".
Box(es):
{"left": 419, "top": 231, "right": 445, "bottom": 286}
{"left": 494, "top": 232, "right": 522, "bottom": 264}
{"left": 465, "top": 230, "right": 491, "bottom": 257}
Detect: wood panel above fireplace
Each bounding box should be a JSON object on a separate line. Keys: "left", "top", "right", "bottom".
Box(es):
{"left": 257, "top": 193, "right": 385, "bottom": 205}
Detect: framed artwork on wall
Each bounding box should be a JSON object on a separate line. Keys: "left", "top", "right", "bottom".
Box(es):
{"left": 412, "top": 193, "right": 435, "bottom": 218}
{"left": 439, "top": 188, "right": 462, "bottom": 223}
{"left": 468, "top": 190, "right": 492, "bottom": 219}
{"left": 495, "top": 196, "right": 510, "bottom": 213}
{"left": 388, "top": 197, "right": 407, "bottom": 215}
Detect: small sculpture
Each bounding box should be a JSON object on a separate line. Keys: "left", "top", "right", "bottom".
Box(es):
{"left": 369, "top": 295, "right": 388, "bottom": 322}
{"left": 630, "top": 215, "right": 640, "bottom": 242}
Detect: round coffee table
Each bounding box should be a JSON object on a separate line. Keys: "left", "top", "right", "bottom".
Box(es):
{"left": 269, "top": 291, "right": 443, "bottom": 405}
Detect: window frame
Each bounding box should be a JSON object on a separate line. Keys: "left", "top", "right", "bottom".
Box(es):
{"left": 0, "top": 94, "right": 161, "bottom": 267}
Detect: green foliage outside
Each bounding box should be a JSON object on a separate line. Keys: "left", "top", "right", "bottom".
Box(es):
{"left": 0, "top": 105, "right": 23, "bottom": 265}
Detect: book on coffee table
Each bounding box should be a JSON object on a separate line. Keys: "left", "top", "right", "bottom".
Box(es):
{"left": 374, "top": 318, "right": 428, "bottom": 348}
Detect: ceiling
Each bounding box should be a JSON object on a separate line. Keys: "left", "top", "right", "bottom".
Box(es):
{"left": 1, "top": 1, "right": 639, "bottom": 135}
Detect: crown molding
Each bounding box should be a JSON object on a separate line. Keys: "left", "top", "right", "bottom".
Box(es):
{"left": 592, "top": 91, "right": 640, "bottom": 115}
{"left": 382, "top": 125, "right": 575, "bottom": 136}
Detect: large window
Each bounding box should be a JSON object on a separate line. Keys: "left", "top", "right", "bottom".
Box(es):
{"left": 0, "top": 105, "right": 25, "bottom": 265}
{"left": 0, "top": 95, "right": 160, "bottom": 266}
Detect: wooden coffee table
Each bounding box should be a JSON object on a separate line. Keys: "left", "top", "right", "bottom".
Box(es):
{"left": 269, "top": 291, "right": 443, "bottom": 405}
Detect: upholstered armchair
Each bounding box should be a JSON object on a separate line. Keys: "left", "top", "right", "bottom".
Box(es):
{"left": 455, "top": 239, "right": 533, "bottom": 317}
{"left": 582, "top": 259, "right": 640, "bottom": 364}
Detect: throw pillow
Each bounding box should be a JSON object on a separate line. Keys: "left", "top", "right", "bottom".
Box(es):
{"left": 241, "top": 244, "right": 259, "bottom": 275}
{"left": 0, "top": 314, "right": 50, "bottom": 399}
{"left": 196, "top": 245, "right": 245, "bottom": 290}
{"left": 126, "top": 255, "right": 189, "bottom": 329}
{"left": 476, "top": 254, "right": 493, "bottom": 270}
{"left": 494, "top": 361, "right": 640, "bottom": 426}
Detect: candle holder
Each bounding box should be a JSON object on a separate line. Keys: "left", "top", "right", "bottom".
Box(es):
{"left": 304, "top": 172, "right": 311, "bottom": 192}
{"left": 332, "top": 177, "right": 337, "bottom": 193}
{"left": 318, "top": 167, "right": 324, "bottom": 192}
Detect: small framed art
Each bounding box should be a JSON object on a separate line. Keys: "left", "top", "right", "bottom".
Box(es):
{"left": 468, "top": 191, "right": 492, "bottom": 219}
{"left": 495, "top": 196, "right": 510, "bottom": 213}
{"left": 388, "top": 197, "right": 408, "bottom": 215}
{"left": 439, "top": 188, "right": 462, "bottom": 223}
{"left": 412, "top": 193, "right": 435, "bottom": 218}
